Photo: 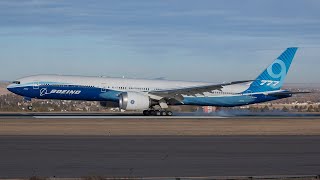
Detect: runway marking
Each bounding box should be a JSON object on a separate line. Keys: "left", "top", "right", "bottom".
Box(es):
{"left": 33, "top": 116, "right": 227, "bottom": 119}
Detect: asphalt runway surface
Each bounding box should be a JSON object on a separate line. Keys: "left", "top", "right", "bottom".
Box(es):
{"left": 1, "top": 112, "right": 320, "bottom": 119}
{"left": 0, "top": 112, "right": 226, "bottom": 119}
{"left": 1, "top": 135, "right": 320, "bottom": 178}
{"left": 1, "top": 113, "right": 320, "bottom": 178}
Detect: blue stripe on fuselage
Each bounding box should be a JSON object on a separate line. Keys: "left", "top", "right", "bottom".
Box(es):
{"left": 8, "top": 85, "right": 121, "bottom": 102}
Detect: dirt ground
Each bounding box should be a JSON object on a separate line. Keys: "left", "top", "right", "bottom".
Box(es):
{"left": 0, "top": 83, "right": 10, "bottom": 96}
{"left": 1, "top": 118, "right": 320, "bottom": 135}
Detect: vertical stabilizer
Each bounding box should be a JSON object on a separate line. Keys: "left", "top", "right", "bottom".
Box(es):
{"left": 244, "top": 47, "right": 298, "bottom": 93}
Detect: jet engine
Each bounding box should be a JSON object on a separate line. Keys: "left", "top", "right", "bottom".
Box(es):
{"left": 119, "top": 92, "right": 151, "bottom": 110}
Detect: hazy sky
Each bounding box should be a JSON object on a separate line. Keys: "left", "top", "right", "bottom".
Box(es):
{"left": 0, "top": 0, "right": 319, "bottom": 83}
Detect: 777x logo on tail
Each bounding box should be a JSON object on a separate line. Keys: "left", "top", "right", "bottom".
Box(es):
{"left": 243, "top": 47, "right": 298, "bottom": 93}
{"left": 260, "top": 80, "right": 280, "bottom": 86}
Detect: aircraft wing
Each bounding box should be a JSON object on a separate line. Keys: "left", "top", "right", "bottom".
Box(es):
{"left": 148, "top": 80, "right": 253, "bottom": 102}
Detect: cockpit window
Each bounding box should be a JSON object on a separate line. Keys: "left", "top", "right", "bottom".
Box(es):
{"left": 12, "top": 81, "right": 20, "bottom": 84}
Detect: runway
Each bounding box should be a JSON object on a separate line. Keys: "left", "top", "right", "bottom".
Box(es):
{"left": 1, "top": 112, "right": 320, "bottom": 119}
{"left": 1, "top": 135, "right": 320, "bottom": 178}
{"left": 1, "top": 113, "right": 320, "bottom": 178}
{"left": 0, "top": 112, "right": 226, "bottom": 119}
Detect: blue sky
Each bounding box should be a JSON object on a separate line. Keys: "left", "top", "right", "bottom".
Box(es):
{"left": 0, "top": 0, "right": 320, "bottom": 83}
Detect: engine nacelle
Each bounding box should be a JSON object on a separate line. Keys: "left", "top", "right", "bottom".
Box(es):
{"left": 119, "top": 92, "right": 150, "bottom": 110}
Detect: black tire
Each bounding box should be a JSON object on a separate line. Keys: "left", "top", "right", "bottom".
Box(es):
{"left": 143, "top": 110, "right": 149, "bottom": 116}
{"left": 150, "top": 110, "right": 156, "bottom": 116}
{"left": 160, "top": 111, "right": 167, "bottom": 116}
{"left": 156, "top": 110, "right": 161, "bottom": 116}
{"left": 166, "top": 111, "right": 173, "bottom": 116}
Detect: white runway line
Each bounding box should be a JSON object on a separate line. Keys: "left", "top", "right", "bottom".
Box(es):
{"left": 33, "top": 116, "right": 227, "bottom": 119}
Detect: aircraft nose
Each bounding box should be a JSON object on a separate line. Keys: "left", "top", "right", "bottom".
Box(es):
{"left": 7, "top": 84, "right": 17, "bottom": 93}
{"left": 7, "top": 84, "right": 13, "bottom": 89}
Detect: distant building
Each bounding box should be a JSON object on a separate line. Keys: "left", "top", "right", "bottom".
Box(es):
{"left": 202, "top": 106, "right": 217, "bottom": 113}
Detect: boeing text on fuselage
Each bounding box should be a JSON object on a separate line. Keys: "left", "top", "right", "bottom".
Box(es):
{"left": 40, "top": 88, "right": 81, "bottom": 97}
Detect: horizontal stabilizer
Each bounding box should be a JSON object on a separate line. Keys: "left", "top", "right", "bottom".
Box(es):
{"left": 266, "top": 91, "right": 311, "bottom": 96}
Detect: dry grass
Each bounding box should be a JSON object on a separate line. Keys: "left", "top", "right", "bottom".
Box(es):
{"left": 29, "top": 176, "right": 47, "bottom": 180}
{"left": 1, "top": 118, "right": 320, "bottom": 136}
{"left": 0, "top": 83, "right": 10, "bottom": 95}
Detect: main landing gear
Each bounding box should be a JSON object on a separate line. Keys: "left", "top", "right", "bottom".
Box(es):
{"left": 143, "top": 110, "right": 173, "bottom": 116}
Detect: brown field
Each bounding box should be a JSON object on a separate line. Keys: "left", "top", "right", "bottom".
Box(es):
{"left": 0, "top": 83, "right": 10, "bottom": 95}
{"left": 1, "top": 118, "right": 320, "bottom": 136}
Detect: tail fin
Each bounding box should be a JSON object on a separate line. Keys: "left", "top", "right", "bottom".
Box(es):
{"left": 244, "top": 47, "right": 298, "bottom": 93}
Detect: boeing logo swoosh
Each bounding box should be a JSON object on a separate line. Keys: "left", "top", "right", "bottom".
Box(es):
{"left": 40, "top": 88, "right": 49, "bottom": 96}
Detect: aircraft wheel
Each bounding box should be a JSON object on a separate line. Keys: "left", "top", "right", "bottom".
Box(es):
{"left": 166, "top": 111, "right": 173, "bottom": 116}
{"left": 150, "top": 110, "right": 156, "bottom": 116}
{"left": 143, "top": 110, "right": 149, "bottom": 116}
{"left": 156, "top": 110, "right": 161, "bottom": 116}
{"left": 144, "top": 110, "right": 168, "bottom": 116}
{"left": 160, "top": 111, "right": 167, "bottom": 116}
{"left": 27, "top": 106, "right": 33, "bottom": 111}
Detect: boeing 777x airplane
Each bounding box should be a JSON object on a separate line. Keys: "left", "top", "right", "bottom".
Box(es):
{"left": 7, "top": 47, "right": 305, "bottom": 116}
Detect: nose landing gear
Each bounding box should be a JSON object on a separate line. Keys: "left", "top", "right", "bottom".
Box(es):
{"left": 27, "top": 106, "right": 33, "bottom": 111}
{"left": 23, "top": 97, "right": 33, "bottom": 111}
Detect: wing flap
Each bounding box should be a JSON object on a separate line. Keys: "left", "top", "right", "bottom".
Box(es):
{"left": 149, "top": 80, "right": 253, "bottom": 100}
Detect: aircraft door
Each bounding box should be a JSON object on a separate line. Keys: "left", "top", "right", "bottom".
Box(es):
{"left": 101, "top": 83, "right": 107, "bottom": 92}
{"left": 33, "top": 81, "right": 40, "bottom": 90}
